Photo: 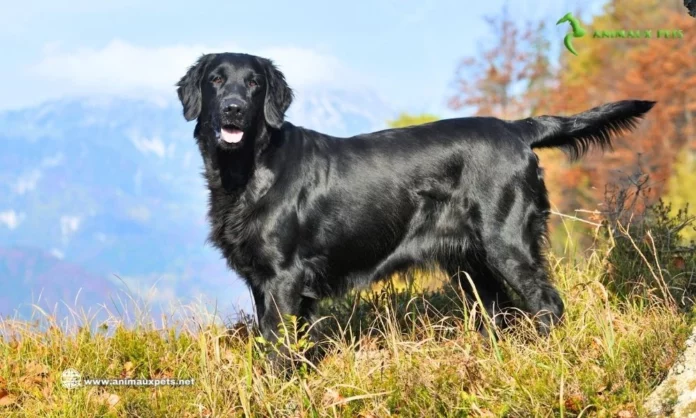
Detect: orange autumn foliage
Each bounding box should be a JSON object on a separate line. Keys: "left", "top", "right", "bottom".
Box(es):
{"left": 449, "top": 7, "right": 555, "bottom": 120}
{"left": 549, "top": 3, "right": 696, "bottom": 213}
{"left": 450, "top": 1, "right": 696, "bottom": 217}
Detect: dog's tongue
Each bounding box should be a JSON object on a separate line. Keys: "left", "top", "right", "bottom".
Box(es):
{"left": 220, "top": 128, "right": 243, "bottom": 143}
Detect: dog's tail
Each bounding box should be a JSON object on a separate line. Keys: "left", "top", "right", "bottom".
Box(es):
{"left": 511, "top": 100, "right": 656, "bottom": 161}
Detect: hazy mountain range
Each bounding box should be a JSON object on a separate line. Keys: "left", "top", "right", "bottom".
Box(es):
{"left": 0, "top": 89, "right": 394, "bottom": 322}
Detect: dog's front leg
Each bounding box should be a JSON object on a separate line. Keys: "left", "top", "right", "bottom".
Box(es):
{"left": 252, "top": 274, "right": 316, "bottom": 375}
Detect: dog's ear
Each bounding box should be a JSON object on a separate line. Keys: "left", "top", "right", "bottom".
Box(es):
{"left": 176, "top": 54, "right": 216, "bottom": 122}
{"left": 261, "top": 59, "right": 294, "bottom": 129}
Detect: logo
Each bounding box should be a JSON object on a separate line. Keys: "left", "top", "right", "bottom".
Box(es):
{"left": 557, "top": 12, "right": 685, "bottom": 56}
{"left": 61, "top": 368, "right": 83, "bottom": 390}
{"left": 556, "top": 12, "right": 586, "bottom": 56}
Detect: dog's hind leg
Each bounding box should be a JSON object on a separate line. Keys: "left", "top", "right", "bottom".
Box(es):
{"left": 479, "top": 218, "right": 564, "bottom": 335}
{"left": 443, "top": 257, "right": 513, "bottom": 333}
{"left": 471, "top": 154, "right": 565, "bottom": 335}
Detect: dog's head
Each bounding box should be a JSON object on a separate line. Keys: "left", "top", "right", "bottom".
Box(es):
{"left": 176, "top": 53, "right": 293, "bottom": 152}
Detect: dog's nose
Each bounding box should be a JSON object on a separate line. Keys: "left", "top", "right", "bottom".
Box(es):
{"left": 222, "top": 99, "right": 246, "bottom": 116}
{"left": 223, "top": 104, "right": 241, "bottom": 115}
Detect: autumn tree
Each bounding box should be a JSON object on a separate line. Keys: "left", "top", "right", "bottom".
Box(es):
{"left": 549, "top": 0, "right": 696, "bottom": 213}
{"left": 447, "top": 0, "right": 695, "bottom": 250}
{"left": 448, "top": 5, "right": 556, "bottom": 120}
{"left": 665, "top": 152, "right": 696, "bottom": 241}
{"left": 387, "top": 113, "right": 439, "bottom": 128}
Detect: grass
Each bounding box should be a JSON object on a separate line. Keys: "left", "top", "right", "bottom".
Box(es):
{"left": 1, "top": 204, "right": 695, "bottom": 417}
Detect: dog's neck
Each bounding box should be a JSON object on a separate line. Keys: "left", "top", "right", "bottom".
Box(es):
{"left": 200, "top": 123, "right": 276, "bottom": 201}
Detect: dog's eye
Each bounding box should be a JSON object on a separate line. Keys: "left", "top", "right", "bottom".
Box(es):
{"left": 248, "top": 80, "right": 258, "bottom": 87}
{"left": 211, "top": 76, "right": 223, "bottom": 85}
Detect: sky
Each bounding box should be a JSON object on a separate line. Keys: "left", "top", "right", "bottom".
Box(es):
{"left": 0, "top": 0, "right": 607, "bottom": 118}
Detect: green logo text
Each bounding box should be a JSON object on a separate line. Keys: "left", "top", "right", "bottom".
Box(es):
{"left": 556, "top": 12, "right": 685, "bottom": 56}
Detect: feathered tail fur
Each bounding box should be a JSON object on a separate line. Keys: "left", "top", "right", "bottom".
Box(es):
{"left": 510, "top": 100, "right": 656, "bottom": 161}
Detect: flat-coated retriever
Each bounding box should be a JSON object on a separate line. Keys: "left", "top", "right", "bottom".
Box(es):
{"left": 176, "top": 52, "right": 654, "bottom": 365}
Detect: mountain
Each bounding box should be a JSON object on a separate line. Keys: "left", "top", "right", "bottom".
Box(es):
{"left": 0, "top": 89, "right": 394, "bottom": 320}
{"left": 0, "top": 246, "right": 119, "bottom": 322}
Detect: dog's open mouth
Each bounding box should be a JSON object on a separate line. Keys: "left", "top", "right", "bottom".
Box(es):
{"left": 220, "top": 125, "right": 244, "bottom": 144}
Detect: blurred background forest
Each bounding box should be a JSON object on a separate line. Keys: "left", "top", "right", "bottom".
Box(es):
{"left": 391, "top": 0, "right": 696, "bottom": 258}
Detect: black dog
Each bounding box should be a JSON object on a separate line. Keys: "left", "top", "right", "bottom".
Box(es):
{"left": 177, "top": 52, "right": 654, "bottom": 362}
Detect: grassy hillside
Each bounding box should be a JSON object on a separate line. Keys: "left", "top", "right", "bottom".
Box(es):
{"left": 1, "top": 202, "right": 695, "bottom": 417}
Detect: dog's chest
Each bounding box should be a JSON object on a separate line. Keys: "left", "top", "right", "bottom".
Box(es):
{"left": 206, "top": 189, "right": 275, "bottom": 280}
